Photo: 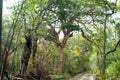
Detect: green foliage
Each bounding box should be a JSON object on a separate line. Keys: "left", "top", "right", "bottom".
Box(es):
{"left": 50, "top": 74, "right": 65, "bottom": 80}
{"left": 63, "top": 51, "right": 80, "bottom": 75}
{"left": 117, "top": 1, "right": 120, "bottom": 10}
{"left": 21, "top": 38, "right": 26, "bottom": 44}
{"left": 2, "top": 0, "right": 120, "bottom": 79}
{"left": 50, "top": 72, "right": 71, "bottom": 80}
{"left": 115, "top": 23, "right": 120, "bottom": 38}
{"left": 62, "top": 34, "right": 91, "bottom": 76}
{"left": 89, "top": 53, "right": 99, "bottom": 73}
{"left": 62, "top": 23, "right": 79, "bottom": 32}
{"left": 63, "top": 72, "right": 72, "bottom": 78}
{"left": 69, "top": 61, "right": 79, "bottom": 75}
{"left": 106, "top": 61, "right": 120, "bottom": 78}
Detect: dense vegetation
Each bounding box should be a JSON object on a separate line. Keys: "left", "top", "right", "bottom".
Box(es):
{"left": 0, "top": 0, "right": 120, "bottom": 80}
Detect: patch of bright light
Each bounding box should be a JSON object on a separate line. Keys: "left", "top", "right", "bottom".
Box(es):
{"left": 3, "top": 0, "right": 18, "bottom": 16}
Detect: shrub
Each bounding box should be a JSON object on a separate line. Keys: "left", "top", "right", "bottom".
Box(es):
{"left": 106, "top": 61, "right": 120, "bottom": 78}
{"left": 89, "top": 53, "right": 98, "bottom": 73}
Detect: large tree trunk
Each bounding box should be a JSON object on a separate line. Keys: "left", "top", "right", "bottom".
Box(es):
{"left": 20, "top": 32, "right": 32, "bottom": 74}
{"left": 54, "top": 45, "right": 64, "bottom": 74}
{"left": 0, "top": 0, "right": 3, "bottom": 73}
{"left": 0, "top": 0, "right": 3, "bottom": 79}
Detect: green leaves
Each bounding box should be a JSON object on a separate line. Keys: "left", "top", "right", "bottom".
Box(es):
{"left": 74, "top": 45, "right": 80, "bottom": 56}
{"left": 117, "top": 2, "right": 120, "bottom": 10}
{"left": 21, "top": 38, "right": 26, "bottom": 44}
{"left": 106, "top": 61, "right": 120, "bottom": 78}
{"left": 115, "top": 22, "right": 120, "bottom": 38}
{"left": 62, "top": 23, "right": 79, "bottom": 32}
{"left": 50, "top": 74, "right": 65, "bottom": 79}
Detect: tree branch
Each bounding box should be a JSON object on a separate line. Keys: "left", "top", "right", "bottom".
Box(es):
{"left": 80, "top": 28, "right": 93, "bottom": 43}
{"left": 9, "top": 42, "right": 22, "bottom": 54}
{"left": 105, "top": 39, "right": 120, "bottom": 56}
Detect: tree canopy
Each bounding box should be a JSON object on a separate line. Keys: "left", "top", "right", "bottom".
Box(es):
{"left": 0, "top": 0, "right": 120, "bottom": 80}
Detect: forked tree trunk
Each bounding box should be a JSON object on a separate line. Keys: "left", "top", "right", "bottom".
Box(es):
{"left": 20, "top": 32, "right": 32, "bottom": 74}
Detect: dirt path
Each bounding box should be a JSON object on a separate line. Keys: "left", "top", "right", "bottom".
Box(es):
{"left": 69, "top": 72, "right": 95, "bottom": 80}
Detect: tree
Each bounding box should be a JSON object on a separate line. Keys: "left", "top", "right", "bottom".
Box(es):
{"left": 44, "top": 0, "right": 83, "bottom": 74}
{"left": 0, "top": 0, "right": 26, "bottom": 79}
{"left": 1, "top": 0, "right": 120, "bottom": 79}
{"left": 0, "top": 0, "right": 3, "bottom": 78}
{"left": 16, "top": 0, "right": 49, "bottom": 75}
{"left": 101, "top": 0, "right": 118, "bottom": 75}
{"left": 86, "top": 0, "right": 120, "bottom": 77}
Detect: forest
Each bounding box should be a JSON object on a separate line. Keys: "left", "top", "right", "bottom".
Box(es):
{"left": 0, "top": 0, "right": 120, "bottom": 80}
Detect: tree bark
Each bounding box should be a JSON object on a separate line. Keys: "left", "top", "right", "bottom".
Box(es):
{"left": 0, "top": 0, "right": 3, "bottom": 73}
{"left": 20, "top": 30, "right": 32, "bottom": 74}
{"left": 102, "top": 15, "right": 108, "bottom": 75}
{"left": 54, "top": 45, "right": 64, "bottom": 74}
{"left": 0, "top": 0, "right": 3, "bottom": 80}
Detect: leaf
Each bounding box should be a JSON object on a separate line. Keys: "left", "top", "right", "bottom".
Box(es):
{"left": 74, "top": 45, "right": 80, "bottom": 56}
{"left": 21, "top": 38, "right": 26, "bottom": 43}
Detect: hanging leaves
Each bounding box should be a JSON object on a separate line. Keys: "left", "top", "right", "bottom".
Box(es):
{"left": 74, "top": 45, "right": 80, "bottom": 56}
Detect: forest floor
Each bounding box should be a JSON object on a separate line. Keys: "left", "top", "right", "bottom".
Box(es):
{"left": 69, "top": 72, "right": 95, "bottom": 80}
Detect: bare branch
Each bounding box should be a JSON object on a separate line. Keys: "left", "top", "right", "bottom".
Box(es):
{"left": 9, "top": 42, "right": 22, "bottom": 54}
{"left": 105, "top": 39, "right": 120, "bottom": 56}
{"left": 80, "top": 28, "right": 93, "bottom": 43}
